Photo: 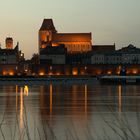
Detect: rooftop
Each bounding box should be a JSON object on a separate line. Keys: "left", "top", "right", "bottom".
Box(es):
{"left": 39, "top": 19, "right": 57, "bottom": 32}
{"left": 52, "top": 33, "right": 92, "bottom": 42}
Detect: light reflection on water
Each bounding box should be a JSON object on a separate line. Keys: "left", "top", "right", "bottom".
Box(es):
{"left": 84, "top": 84, "right": 87, "bottom": 119}
{"left": 118, "top": 85, "right": 122, "bottom": 113}
{"left": 50, "top": 82, "right": 53, "bottom": 120}
{"left": 20, "top": 87, "right": 24, "bottom": 131}
{"left": 0, "top": 82, "right": 140, "bottom": 139}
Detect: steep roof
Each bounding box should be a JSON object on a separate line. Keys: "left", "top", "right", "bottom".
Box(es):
{"left": 52, "top": 33, "right": 92, "bottom": 42}
{"left": 39, "top": 19, "right": 57, "bottom": 32}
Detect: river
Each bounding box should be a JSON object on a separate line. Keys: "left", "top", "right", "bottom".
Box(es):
{"left": 0, "top": 80, "right": 140, "bottom": 140}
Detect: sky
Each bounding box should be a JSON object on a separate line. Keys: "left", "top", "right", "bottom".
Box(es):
{"left": 0, "top": 0, "right": 140, "bottom": 59}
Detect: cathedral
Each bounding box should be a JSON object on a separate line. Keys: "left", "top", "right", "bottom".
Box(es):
{"left": 39, "top": 19, "right": 92, "bottom": 53}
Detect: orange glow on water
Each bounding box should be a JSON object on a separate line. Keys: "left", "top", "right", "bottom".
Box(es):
{"left": 118, "top": 85, "right": 122, "bottom": 113}
{"left": 84, "top": 84, "right": 87, "bottom": 118}
{"left": 49, "top": 83, "right": 53, "bottom": 120}
{"left": 16, "top": 85, "right": 18, "bottom": 112}
{"left": 20, "top": 87, "right": 24, "bottom": 131}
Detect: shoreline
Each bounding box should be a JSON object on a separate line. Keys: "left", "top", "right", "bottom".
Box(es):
{"left": 0, "top": 76, "right": 98, "bottom": 85}
{"left": 0, "top": 75, "right": 96, "bottom": 80}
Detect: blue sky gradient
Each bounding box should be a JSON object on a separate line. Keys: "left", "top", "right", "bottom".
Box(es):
{"left": 0, "top": 0, "right": 140, "bottom": 58}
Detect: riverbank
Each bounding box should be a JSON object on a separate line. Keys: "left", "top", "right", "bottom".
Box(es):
{"left": 0, "top": 75, "right": 96, "bottom": 80}
{"left": 0, "top": 75, "right": 97, "bottom": 85}
{"left": 99, "top": 75, "right": 140, "bottom": 84}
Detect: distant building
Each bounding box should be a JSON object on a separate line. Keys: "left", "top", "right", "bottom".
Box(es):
{"left": 91, "top": 53, "right": 105, "bottom": 64}
{"left": 66, "top": 52, "right": 91, "bottom": 65}
{"left": 91, "top": 44, "right": 140, "bottom": 65}
{"left": 39, "top": 19, "right": 92, "bottom": 54}
{"left": 91, "top": 44, "right": 116, "bottom": 64}
{"left": 104, "top": 52, "right": 122, "bottom": 64}
{"left": 0, "top": 44, "right": 21, "bottom": 64}
{"left": 118, "top": 44, "right": 140, "bottom": 64}
{"left": 0, "top": 39, "right": 24, "bottom": 75}
{"left": 5, "top": 37, "right": 13, "bottom": 49}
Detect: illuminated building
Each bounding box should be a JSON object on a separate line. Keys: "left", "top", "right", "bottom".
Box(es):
{"left": 0, "top": 38, "right": 25, "bottom": 75}
{"left": 39, "top": 19, "right": 92, "bottom": 53}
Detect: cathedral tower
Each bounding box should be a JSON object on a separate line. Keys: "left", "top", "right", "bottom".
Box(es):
{"left": 39, "top": 19, "right": 57, "bottom": 50}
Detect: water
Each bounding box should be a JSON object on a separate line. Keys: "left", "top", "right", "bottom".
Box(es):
{"left": 0, "top": 80, "right": 140, "bottom": 140}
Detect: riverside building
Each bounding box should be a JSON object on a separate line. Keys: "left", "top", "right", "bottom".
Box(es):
{"left": 39, "top": 19, "right": 92, "bottom": 54}
{"left": 0, "top": 37, "right": 24, "bottom": 75}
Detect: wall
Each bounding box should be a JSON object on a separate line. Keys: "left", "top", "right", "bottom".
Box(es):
{"left": 40, "top": 55, "right": 65, "bottom": 64}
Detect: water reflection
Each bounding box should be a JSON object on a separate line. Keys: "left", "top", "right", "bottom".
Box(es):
{"left": 24, "top": 85, "right": 29, "bottom": 96}
{"left": 20, "top": 87, "right": 24, "bottom": 130}
{"left": 49, "top": 83, "right": 53, "bottom": 120}
{"left": 38, "top": 83, "right": 90, "bottom": 123}
{"left": 19, "top": 85, "right": 29, "bottom": 131}
{"left": 0, "top": 83, "right": 140, "bottom": 139}
{"left": 118, "top": 85, "right": 122, "bottom": 113}
{"left": 16, "top": 85, "right": 18, "bottom": 112}
{"left": 84, "top": 84, "right": 87, "bottom": 118}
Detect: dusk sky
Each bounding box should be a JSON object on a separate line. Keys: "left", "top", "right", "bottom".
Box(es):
{"left": 0, "top": 0, "right": 140, "bottom": 58}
